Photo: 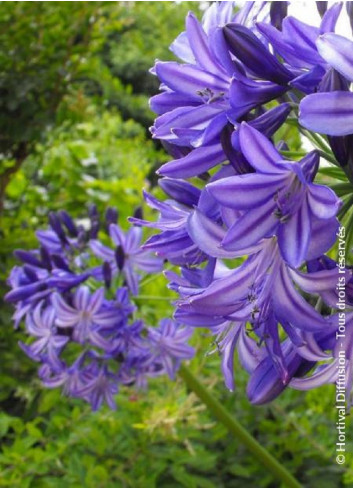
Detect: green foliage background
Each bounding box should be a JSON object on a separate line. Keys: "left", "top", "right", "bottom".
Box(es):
{"left": 0, "top": 2, "right": 352, "bottom": 487}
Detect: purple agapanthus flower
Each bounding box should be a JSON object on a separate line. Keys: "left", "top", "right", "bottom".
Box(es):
{"left": 20, "top": 302, "right": 68, "bottom": 368}
{"left": 74, "top": 363, "right": 119, "bottom": 411}
{"left": 52, "top": 286, "right": 117, "bottom": 348}
{"left": 147, "top": 319, "right": 195, "bottom": 379}
{"left": 90, "top": 223, "right": 163, "bottom": 295}
{"left": 206, "top": 123, "right": 341, "bottom": 267}
{"left": 38, "top": 353, "right": 119, "bottom": 411}
{"left": 129, "top": 179, "right": 212, "bottom": 266}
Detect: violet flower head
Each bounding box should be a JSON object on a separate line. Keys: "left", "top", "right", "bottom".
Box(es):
{"left": 6, "top": 207, "right": 194, "bottom": 410}
{"left": 142, "top": 0, "right": 353, "bottom": 405}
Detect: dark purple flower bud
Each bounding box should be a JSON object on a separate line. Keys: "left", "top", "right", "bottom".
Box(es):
{"left": 221, "top": 124, "right": 253, "bottom": 174}
{"left": 328, "top": 134, "right": 353, "bottom": 168}
{"left": 161, "top": 141, "right": 191, "bottom": 160}
{"left": 46, "top": 271, "right": 90, "bottom": 290}
{"left": 223, "top": 23, "right": 293, "bottom": 85}
{"left": 159, "top": 178, "right": 201, "bottom": 207}
{"left": 133, "top": 206, "right": 143, "bottom": 222}
{"left": 88, "top": 203, "right": 99, "bottom": 220}
{"left": 51, "top": 254, "right": 71, "bottom": 272}
{"left": 14, "top": 250, "right": 43, "bottom": 268}
{"left": 247, "top": 350, "right": 303, "bottom": 405}
{"left": 105, "top": 207, "right": 119, "bottom": 229}
{"left": 90, "top": 221, "right": 100, "bottom": 239}
{"left": 23, "top": 266, "right": 39, "bottom": 282}
{"left": 115, "top": 246, "right": 125, "bottom": 271}
{"left": 102, "top": 261, "right": 112, "bottom": 289}
{"left": 316, "top": 1, "right": 328, "bottom": 18}
{"left": 40, "top": 247, "right": 52, "bottom": 271}
{"left": 58, "top": 210, "right": 78, "bottom": 237}
{"left": 5, "top": 281, "right": 47, "bottom": 303}
{"left": 48, "top": 212, "right": 68, "bottom": 244}
{"left": 249, "top": 103, "right": 291, "bottom": 139}
{"left": 77, "top": 229, "right": 87, "bottom": 248}
{"left": 270, "top": 1, "right": 288, "bottom": 30}
{"left": 319, "top": 68, "right": 350, "bottom": 93}
{"left": 88, "top": 204, "right": 100, "bottom": 238}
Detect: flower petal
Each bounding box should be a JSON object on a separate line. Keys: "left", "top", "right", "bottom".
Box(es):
{"left": 207, "top": 172, "right": 286, "bottom": 209}
{"left": 316, "top": 32, "right": 353, "bottom": 82}
{"left": 277, "top": 197, "right": 311, "bottom": 268}
{"left": 155, "top": 61, "right": 229, "bottom": 95}
{"left": 307, "top": 183, "right": 341, "bottom": 219}
{"left": 238, "top": 122, "right": 284, "bottom": 174}
{"left": 273, "top": 264, "right": 332, "bottom": 331}
{"left": 299, "top": 92, "right": 353, "bottom": 136}
{"left": 222, "top": 198, "right": 278, "bottom": 251}
{"left": 158, "top": 143, "right": 225, "bottom": 178}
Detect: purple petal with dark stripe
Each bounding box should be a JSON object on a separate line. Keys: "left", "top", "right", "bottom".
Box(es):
{"left": 150, "top": 92, "right": 199, "bottom": 115}
{"left": 159, "top": 178, "right": 200, "bottom": 207}
{"left": 155, "top": 61, "right": 229, "bottom": 95}
{"left": 320, "top": 2, "right": 343, "bottom": 34}
{"left": 186, "top": 12, "right": 227, "bottom": 76}
{"left": 207, "top": 172, "right": 286, "bottom": 209}
{"left": 316, "top": 33, "right": 353, "bottom": 81}
{"left": 229, "top": 77, "right": 288, "bottom": 120}
{"left": 306, "top": 216, "right": 339, "bottom": 260}
{"left": 277, "top": 196, "right": 311, "bottom": 268}
{"left": 273, "top": 264, "right": 332, "bottom": 331}
{"left": 299, "top": 92, "right": 353, "bottom": 136}
{"left": 307, "top": 184, "right": 341, "bottom": 219}
{"left": 223, "top": 23, "right": 293, "bottom": 84}
{"left": 158, "top": 143, "right": 225, "bottom": 178}
{"left": 238, "top": 122, "right": 284, "bottom": 174}
{"left": 222, "top": 198, "right": 278, "bottom": 251}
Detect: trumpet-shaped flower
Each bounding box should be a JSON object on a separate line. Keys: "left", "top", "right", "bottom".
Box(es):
{"left": 206, "top": 123, "right": 341, "bottom": 267}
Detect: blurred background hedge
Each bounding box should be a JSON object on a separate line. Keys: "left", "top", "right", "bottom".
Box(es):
{"left": 0, "top": 2, "right": 352, "bottom": 487}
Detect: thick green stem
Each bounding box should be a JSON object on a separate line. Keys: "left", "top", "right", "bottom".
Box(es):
{"left": 179, "top": 365, "right": 302, "bottom": 488}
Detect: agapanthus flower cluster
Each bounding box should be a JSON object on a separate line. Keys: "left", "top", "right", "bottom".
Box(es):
{"left": 5, "top": 207, "right": 194, "bottom": 410}
{"left": 141, "top": 1, "right": 353, "bottom": 405}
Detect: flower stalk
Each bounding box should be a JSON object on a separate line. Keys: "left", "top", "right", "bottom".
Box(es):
{"left": 179, "top": 364, "right": 301, "bottom": 488}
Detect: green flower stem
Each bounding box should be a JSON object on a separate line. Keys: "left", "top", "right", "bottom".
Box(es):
{"left": 178, "top": 364, "right": 302, "bottom": 488}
